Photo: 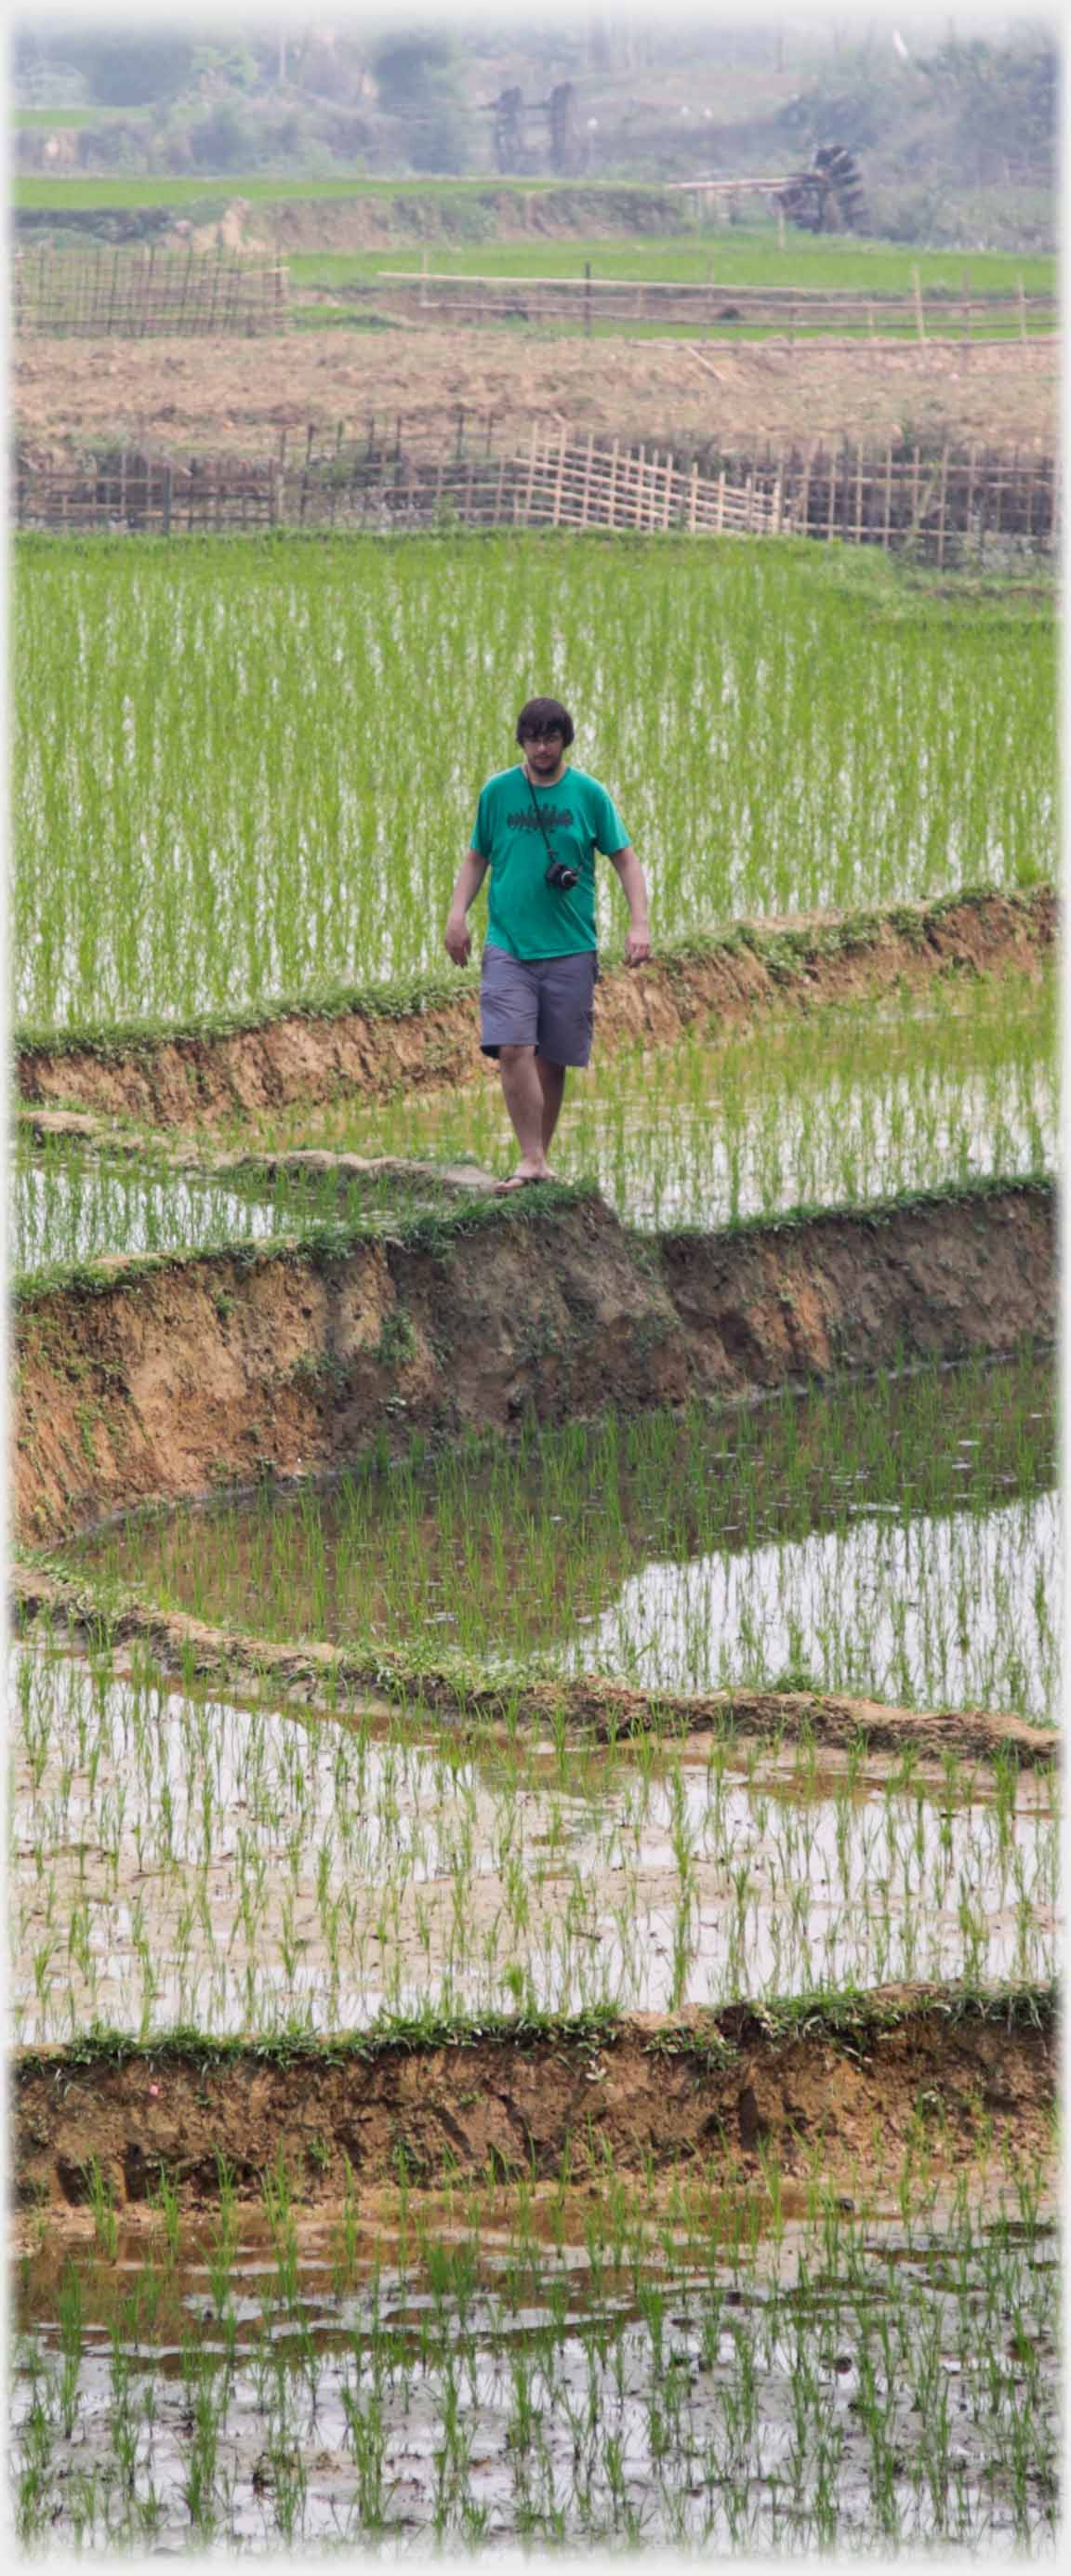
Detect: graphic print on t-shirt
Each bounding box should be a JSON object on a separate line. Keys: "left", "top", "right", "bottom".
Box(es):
{"left": 505, "top": 803, "right": 575, "bottom": 836}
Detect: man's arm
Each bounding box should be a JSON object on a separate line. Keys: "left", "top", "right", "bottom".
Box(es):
{"left": 607, "top": 846, "right": 652, "bottom": 966}
{"left": 444, "top": 849, "right": 489, "bottom": 967}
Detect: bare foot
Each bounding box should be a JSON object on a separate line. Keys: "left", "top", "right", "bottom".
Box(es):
{"left": 495, "top": 1164, "right": 554, "bottom": 1196}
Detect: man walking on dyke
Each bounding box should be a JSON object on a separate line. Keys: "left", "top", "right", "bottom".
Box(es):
{"left": 443, "top": 698, "right": 651, "bottom": 1193}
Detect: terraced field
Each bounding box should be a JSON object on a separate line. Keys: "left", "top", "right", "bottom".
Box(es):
{"left": 10, "top": 519, "right": 1059, "bottom": 2550}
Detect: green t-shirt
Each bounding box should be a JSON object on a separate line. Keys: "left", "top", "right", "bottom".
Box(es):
{"left": 471, "top": 765, "right": 628, "bottom": 960}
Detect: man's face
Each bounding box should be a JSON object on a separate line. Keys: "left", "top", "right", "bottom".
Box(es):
{"left": 522, "top": 727, "right": 565, "bottom": 776}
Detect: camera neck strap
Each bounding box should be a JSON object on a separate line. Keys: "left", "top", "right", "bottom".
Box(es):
{"left": 523, "top": 766, "right": 558, "bottom": 863}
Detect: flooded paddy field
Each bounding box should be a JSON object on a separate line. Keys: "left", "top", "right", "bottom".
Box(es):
{"left": 11, "top": 1139, "right": 286, "bottom": 1278}
{"left": 11, "top": 1640, "right": 1057, "bottom": 2042}
{"left": 68, "top": 1350, "right": 1058, "bottom": 1726}
{"left": 248, "top": 969, "right": 1055, "bottom": 1229}
{"left": 10, "top": 1129, "right": 492, "bottom": 1284}
{"left": 11, "top": 514, "right": 1060, "bottom": 2552}
{"left": 11, "top": 2155, "right": 1058, "bottom": 2551}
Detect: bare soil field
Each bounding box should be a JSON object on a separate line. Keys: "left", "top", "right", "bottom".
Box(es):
{"left": 14, "top": 325, "right": 1057, "bottom": 461}
{"left": 14, "top": 1988, "right": 1055, "bottom": 2215}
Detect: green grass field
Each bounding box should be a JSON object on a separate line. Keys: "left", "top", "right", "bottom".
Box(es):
{"left": 14, "top": 172, "right": 674, "bottom": 210}
{"left": 293, "top": 235, "right": 1055, "bottom": 297}
{"left": 14, "top": 106, "right": 152, "bottom": 127}
{"left": 14, "top": 534, "right": 1054, "bottom": 1037}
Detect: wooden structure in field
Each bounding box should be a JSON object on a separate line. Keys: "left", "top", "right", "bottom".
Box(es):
{"left": 371, "top": 269, "right": 1054, "bottom": 339}
{"left": 13, "top": 244, "right": 289, "bottom": 337}
{"left": 11, "top": 422, "right": 1058, "bottom": 564}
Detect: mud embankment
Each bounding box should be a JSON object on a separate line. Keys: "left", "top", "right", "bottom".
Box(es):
{"left": 15, "top": 1563, "right": 1053, "bottom": 1769}
{"left": 13, "top": 1182, "right": 1053, "bottom": 1551}
{"left": 13, "top": 1987, "right": 1055, "bottom": 2215}
{"left": 16, "top": 887, "right": 1053, "bottom": 1129}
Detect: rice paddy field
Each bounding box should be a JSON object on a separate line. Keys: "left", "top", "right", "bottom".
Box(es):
{"left": 10, "top": 496, "right": 1060, "bottom": 2550}
{"left": 251, "top": 965, "right": 1055, "bottom": 1229}
{"left": 291, "top": 234, "right": 1056, "bottom": 297}
{"left": 14, "top": 534, "right": 1054, "bottom": 1035}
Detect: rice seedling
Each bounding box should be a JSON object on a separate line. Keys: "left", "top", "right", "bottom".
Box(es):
{"left": 10, "top": 2143, "right": 1058, "bottom": 2551}
{"left": 9, "top": 1137, "right": 287, "bottom": 1278}
{"left": 256, "top": 964, "right": 1055, "bottom": 1230}
{"left": 14, "top": 535, "right": 1053, "bottom": 1033}
{"left": 9, "top": 1636, "right": 1057, "bottom": 2044}
{"left": 68, "top": 1347, "right": 1058, "bottom": 1724}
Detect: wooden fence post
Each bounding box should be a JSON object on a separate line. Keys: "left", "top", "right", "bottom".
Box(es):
{"left": 912, "top": 265, "right": 925, "bottom": 343}
{"left": 552, "top": 423, "right": 567, "bottom": 527}
{"left": 963, "top": 441, "right": 978, "bottom": 557}
{"left": 580, "top": 429, "right": 594, "bottom": 526}
{"left": 936, "top": 443, "right": 950, "bottom": 566}
{"left": 522, "top": 421, "right": 538, "bottom": 525}
{"left": 1017, "top": 275, "right": 1027, "bottom": 340}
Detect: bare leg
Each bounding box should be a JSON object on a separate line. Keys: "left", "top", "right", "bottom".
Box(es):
{"left": 496, "top": 1045, "right": 552, "bottom": 1185}
{"left": 535, "top": 1054, "right": 566, "bottom": 1154}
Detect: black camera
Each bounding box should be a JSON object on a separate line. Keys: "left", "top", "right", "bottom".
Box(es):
{"left": 545, "top": 858, "right": 579, "bottom": 892}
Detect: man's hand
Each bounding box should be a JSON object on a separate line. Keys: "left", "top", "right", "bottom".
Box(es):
{"left": 608, "top": 846, "right": 652, "bottom": 968}
{"left": 444, "top": 912, "right": 472, "bottom": 968}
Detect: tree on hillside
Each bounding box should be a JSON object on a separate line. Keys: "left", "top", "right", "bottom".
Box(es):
{"left": 916, "top": 30, "right": 1057, "bottom": 175}
{"left": 369, "top": 28, "right": 471, "bottom": 171}
{"left": 39, "top": 30, "right": 199, "bottom": 107}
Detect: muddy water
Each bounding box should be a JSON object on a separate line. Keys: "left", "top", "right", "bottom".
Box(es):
{"left": 11, "top": 1649, "right": 1057, "bottom": 2043}
{"left": 11, "top": 2191, "right": 1058, "bottom": 2549}
{"left": 70, "top": 1352, "right": 1059, "bottom": 1724}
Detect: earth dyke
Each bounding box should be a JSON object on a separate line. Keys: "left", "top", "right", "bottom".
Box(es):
{"left": 16, "top": 885, "right": 1053, "bottom": 1129}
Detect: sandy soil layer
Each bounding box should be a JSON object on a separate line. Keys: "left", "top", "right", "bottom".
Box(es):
{"left": 13, "top": 1987, "right": 1055, "bottom": 2213}
{"left": 14, "top": 327, "right": 1057, "bottom": 461}
{"left": 17, "top": 886, "right": 1054, "bottom": 1129}
{"left": 13, "top": 1182, "right": 1053, "bottom": 1549}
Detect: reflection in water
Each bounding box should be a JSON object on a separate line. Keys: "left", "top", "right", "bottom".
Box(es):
{"left": 11, "top": 1155, "right": 284, "bottom": 1273}
{"left": 572, "top": 1493, "right": 1058, "bottom": 1713}
{"left": 10, "top": 1651, "right": 1057, "bottom": 2043}
{"left": 11, "top": 2197, "right": 1058, "bottom": 2551}
{"left": 70, "top": 1354, "right": 1058, "bottom": 1724}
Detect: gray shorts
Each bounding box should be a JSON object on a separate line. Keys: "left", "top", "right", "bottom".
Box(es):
{"left": 480, "top": 945, "right": 598, "bottom": 1068}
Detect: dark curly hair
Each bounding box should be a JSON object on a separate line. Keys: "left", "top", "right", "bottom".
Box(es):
{"left": 515, "top": 696, "right": 575, "bottom": 747}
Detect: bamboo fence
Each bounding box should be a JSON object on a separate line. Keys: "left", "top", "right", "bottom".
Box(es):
{"left": 13, "top": 244, "right": 289, "bottom": 337}
{"left": 369, "top": 266, "right": 1054, "bottom": 340}
{"left": 11, "top": 421, "right": 1058, "bottom": 561}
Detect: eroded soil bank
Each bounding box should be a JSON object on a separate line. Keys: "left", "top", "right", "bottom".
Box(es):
{"left": 16, "top": 886, "right": 1053, "bottom": 1129}
{"left": 14, "top": 1986, "right": 1054, "bottom": 2216}
{"left": 13, "top": 1182, "right": 1053, "bottom": 1549}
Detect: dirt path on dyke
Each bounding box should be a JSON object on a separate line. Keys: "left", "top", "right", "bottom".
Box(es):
{"left": 14, "top": 1988, "right": 1055, "bottom": 2214}
{"left": 17, "top": 885, "right": 1054, "bottom": 1129}
{"left": 15, "top": 328, "right": 1056, "bottom": 462}
{"left": 13, "top": 1182, "right": 1054, "bottom": 1550}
